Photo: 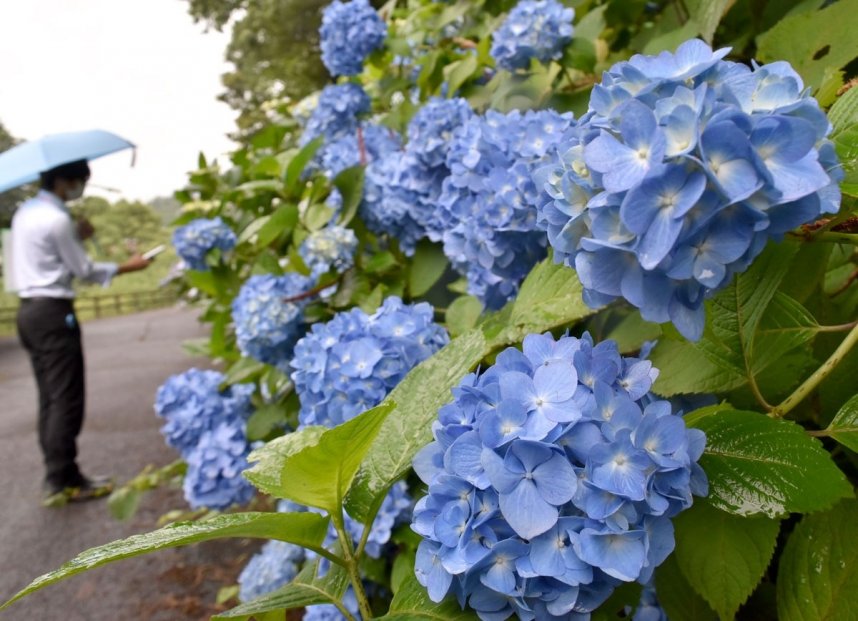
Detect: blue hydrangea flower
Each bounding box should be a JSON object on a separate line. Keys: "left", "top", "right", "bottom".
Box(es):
{"left": 154, "top": 368, "right": 254, "bottom": 458}
{"left": 183, "top": 421, "right": 256, "bottom": 510}
{"left": 320, "top": 0, "right": 387, "bottom": 76}
{"left": 361, "top": 98, "right": 474, "bottom": 254}
{"left": 631, "top": 583, "right": 668, "bottom": 621}
{"left": 304, "top": 588, "right": 361, "bottom": 621}
{"left": 172, "top": 217, "right": 236, "bottom": 271}
{"left": 440, "top": 109, "right": 574, "bottom": 308}
{"left": 291, "top": 296, "right": 449, "bottom": 427}
{"left": 412, "top": 332, "right": 707, "bottom": 620}
{"left": 301, "top": 84, "right": 371, "bottom": 146}
{"left": 238, "top": 540, "right": 306, "bottom": 602}
{"left": 536, "top": 39, "right": 842, "bottom": 340}
{"left": 299, "top": 225, "right": 359, "bottom": 279}
{"left": 319, "top": 123, "right": 402, "bottom": 179}
{"left": 232, "top": 273, "right": 315, "bottom": 367}
{"left": 490, "top": 0, "right": 574, "bottom": 71}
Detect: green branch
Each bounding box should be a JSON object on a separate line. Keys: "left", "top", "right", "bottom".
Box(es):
{"left": 770, "top": 321, "right": 858, "bottom": 418}
{"left": 332, "top": 513, "right": 373, "bottom": 620}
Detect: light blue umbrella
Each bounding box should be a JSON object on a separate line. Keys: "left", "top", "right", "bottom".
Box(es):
{"left": 0, "top": 129, "right": 135, "bottom": 193}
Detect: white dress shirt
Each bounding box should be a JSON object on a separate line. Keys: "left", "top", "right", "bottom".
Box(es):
{"left": 10, "top": 190, "right": 118, "bottom": 299}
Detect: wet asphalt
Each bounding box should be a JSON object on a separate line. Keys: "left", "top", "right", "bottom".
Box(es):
{"left": 0, "top": 305, "right": 256, "bottom": 621}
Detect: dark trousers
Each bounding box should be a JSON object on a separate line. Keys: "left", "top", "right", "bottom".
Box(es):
{"left": 16, "top": 298, "right": 86, "bottom": 488}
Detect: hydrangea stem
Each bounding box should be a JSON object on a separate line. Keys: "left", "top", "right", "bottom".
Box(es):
{"left": 770, "top": 321, "right": 858, "bottom": 418}
{"left": 332, "top": 513, "right": 374, "bottom": 620}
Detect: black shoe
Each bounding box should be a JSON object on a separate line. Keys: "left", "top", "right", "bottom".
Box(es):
{"left": 42, "top": 475, "right": 114, "bottom": 507}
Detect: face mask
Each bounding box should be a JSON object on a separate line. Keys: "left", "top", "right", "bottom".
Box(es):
{"left": 65, "top": 182, "right": 85, "bottom": 201}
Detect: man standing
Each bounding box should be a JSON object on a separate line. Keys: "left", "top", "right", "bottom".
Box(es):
{"left": 11, "top": 159, "right": 151, "bottom": 505}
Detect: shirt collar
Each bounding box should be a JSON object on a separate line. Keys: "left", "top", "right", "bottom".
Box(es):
{"left": 35, "top": 189, "right": 69, "bottom": 212}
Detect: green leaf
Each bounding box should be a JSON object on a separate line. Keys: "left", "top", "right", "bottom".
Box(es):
{"left": 692, "top": 409, "right": 853, "bottom": 517}
{"left": 656, "top": 555, "right": 719, "bottom": 621}
{"left": 213, "top": 558, "right": 349, "bottom": 620}
{"left": 245, "top": 403, "right": 393, "bottom": 513}
{"left": 0, "top": 512, "right": 330, "bottom": 612}
{"left": 829, "top": 85, "right": 858, "bottom": 137}
{"left": 409, "top": 240, "right": 449, "bottom": 297}
{"left": 378, "top": 571, "right": 478, "bottom": 620}
{"left": 673, "top": 502, "right": 780, "bottom": 620}
{"left": 106, "top": 487, "right": 141, "bottom": 522}
{"left": 651, "top": 243, "right": 798, "bottom": 396}
{"left": 346, "top": 259, "right": 595, "bottom": 522}
{"left": 756, "top": 0, "right": 858, "bottom": 90}
{"left": 444, "top": 54, "right": 479, "bottom": 98}
{"left": 650, "top": 338, "right": 745, "bottom": 396}
{"left": 445, "top": 295, "right": 483, "bottom": 337}
{"left": 256, "top": 204, "right": 298, "bottom": 248}
{"left": 753, "top": 292, "right": 820, "bottom": 373}
{"left": 246, "top": 403, "right": 288, "bottom": 441}
{"left": 333, "top": 165, "right": 365, "bottom": 226}
{"left": 825, "top": 393, "right": 858, "bottom": 452}
{"left": 777, "top": 499, "right": 858, "bottom": 621}
{"left": 284, "top": 137, "right": 323, "bottom": 193}
{"left": 833, "top": 123, "right": 858, "bottom": 189}
{"left": 224, "top": 356, "right": 267, "bottom": 385}
{"left": 687, "top": 0, "right": 733, "bottom": 42}
{"left": 506, "top": 258, "right": 592, "bottom": 342}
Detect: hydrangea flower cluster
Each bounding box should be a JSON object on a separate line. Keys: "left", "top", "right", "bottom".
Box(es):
{"left": 232, "top": 273, "right": 315, "bottom": 367}
{"left": 300, "top": 84, "right": 371, "bottom": 146}
{"left": 412, "top": 332, "right": 707, "bottom": 620}
{"left": 537, "top": 39, "right": 842, "bottom": 340}
{"left": 237, "top": 539, "right": 306, "bottom": 602}
{"left": 299, "top": 225, "right": 359, "bottom": 279}
{"left": 183, "top": 421, "right": 256, "bottom": 510}
{"left": 440, "top": 109, "right": 574, "bottom": 308}
{"left": 172, "top": 217, "right": 236, "bottom": 271}
{"left": 304, "top": 589, "right": 361, "bottom": 621}
{"left": 291, "top": 296, "right": 449, "bottom": 427}
{"left": 319, "top": 0, "right": 387, "bottom": 76}
{"left": 361, "top": 98, "right": 474, "bottom": 253}
{"left": 319, "top": 123, "right": 402, "bottom": 179}
{"left": 631, "top": 584, "right": 668, "bottom": 621}
{"left": 490, "top": 0, "right": 574, "bottom": 71}
{"left": 154, "top": 368, "right": 254, "bottom": 458}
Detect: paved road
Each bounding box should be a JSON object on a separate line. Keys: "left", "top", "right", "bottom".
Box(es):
{"left": 0, "top": 306, "right": 255, "bottom": 621}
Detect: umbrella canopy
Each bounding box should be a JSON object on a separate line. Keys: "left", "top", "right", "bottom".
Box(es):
{"left": 0, "top": 129, "right": 135, "bottom": 193}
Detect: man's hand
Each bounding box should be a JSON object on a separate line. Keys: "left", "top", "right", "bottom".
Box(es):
{"left": 117, "top": 254, "right": 153, "bottom": 275}
{"left": 75, "top": 217, "right": 95, "bottom": 241}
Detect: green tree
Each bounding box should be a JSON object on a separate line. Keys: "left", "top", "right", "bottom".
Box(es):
{"left": 0, "top": 121, "right": 34, "bottom": 228}
{"left": 75, "top": 197, "right": 170, "bottom": 261}
{"left": 185, "top": 0, "right": 330, "bottom": 142}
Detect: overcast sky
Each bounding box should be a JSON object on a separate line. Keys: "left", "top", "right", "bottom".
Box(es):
{"left": 0, "top": 0, "right": 236, "bottom": 202}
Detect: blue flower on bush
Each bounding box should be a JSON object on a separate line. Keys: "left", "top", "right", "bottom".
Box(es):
{"left": 154, "top": 368, "right": 254, "bottom": 458}
{"left": 172, "top": 217, "right": 236, "bottom": 271}
{"left": 631, "top": 583, "right": 668, "bottom": 621}
{"left": 536, "top": 39, "right": 842, "bottom": 340}
{"left": 299, "top": 225, "right": 359, "bottom": 279}
{"left": 412, "top": 332, "right": 707, "bottom": 620}
{"left": 183, "top": 421, "right": 256, "bottom": 510}
{"left": 291, "top": 296, "right": 449, "bottom": 427}
{"left": 490, "top": 0, "right": 574, "bottom": 71}
{"left": 361, "top": 98, "right": 474, "bottom": 253}
{"left": 440, "top": 109, "right": 574, "bottom": 308}
{"left": 301, "top": 84, "right": 371, "bottom": 146}
{"left": 232, "top": 273, "right": 315, "bottom": 367}
{"left": 320, "top": 123, "right": 402, "bottom": 179}
{"left": 304, "top": 588, "right": 361, "bottom": 621}
{"left": 238, "top": 539, "right": 306, "bottom": 602}
{"left": 320, "top": 0, "right": 387, "bottom": 76}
